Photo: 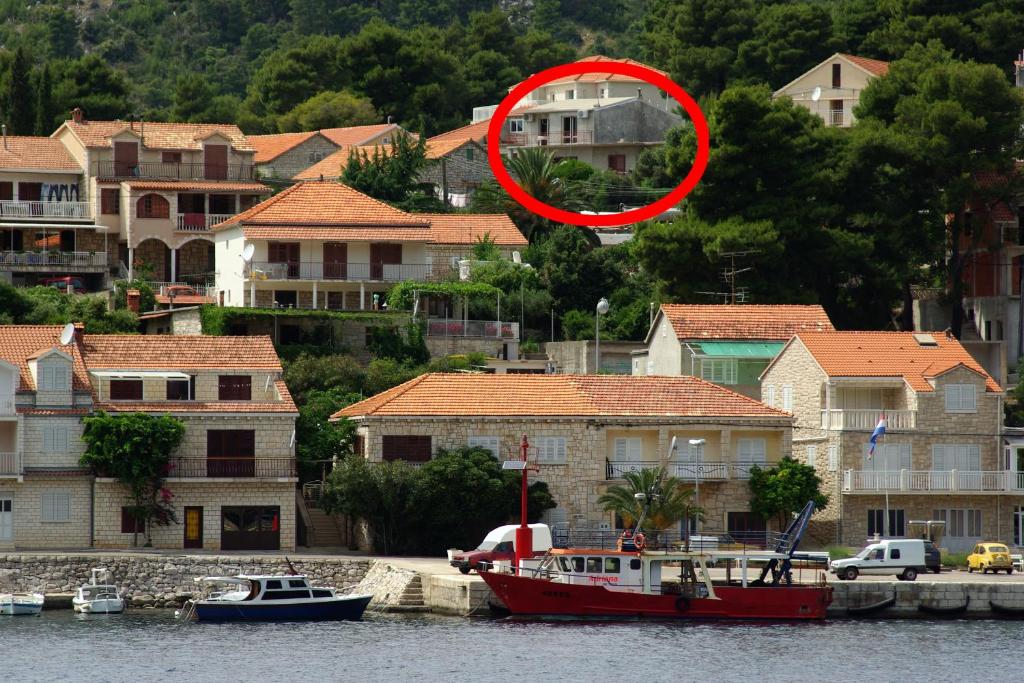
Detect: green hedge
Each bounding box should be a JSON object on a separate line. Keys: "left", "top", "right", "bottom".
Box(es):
{"left": 199, "top": 305, "right": 406, "bottom": 335}
{"left": 387, "top": 280, "right": 502, "bottom": 310}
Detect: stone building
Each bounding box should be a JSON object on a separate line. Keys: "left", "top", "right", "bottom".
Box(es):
{"left": 332, "top": 373, "right": 793, "bottom": 540}
{"left": 249, "top": 131, "right": 340, "bottom": 181}
{"left": 0, "top": 326, "right": 297, "bottom": 551}
{"left": 761, "top": 331, "right": 1014, "bottom": 551}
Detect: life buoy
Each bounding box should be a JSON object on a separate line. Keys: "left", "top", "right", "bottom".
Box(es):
{"left": 634, "top": 533, "right": 646, "bottom": 551}
{"left": 675, "top": 596, "right": 690, "bottom": 612}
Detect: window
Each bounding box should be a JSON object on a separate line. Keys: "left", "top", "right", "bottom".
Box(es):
{"left": 218, "top": 375, "right": 251, "bottom": 401}
{"left": 136, "top": 193, "right": 170, "bottom": 219}
{"left": 832, "top": 63, "right": 841, "bottom": 88}
{"left": 121, "top": 507, "right": 145, "bottom": 533}
{"left": 607, "top": 154, "right": 626, "bottom": 173}
{"left": 207, "top": 429, "right": 256, "bottom": 476}
{"left": 931, "top": 444, "right": 981, "bottom": 471}
{"left": 307, "top": 151, "right": 326, "bottom": 163}
{"left": 101, "top": 188, "right": 120, "bottom": 215}
{"left": 508, "top": 118, "right": 524, "bottom": 133}
{"left": 167, "top": 377, "right": 194, "bottom": 401}
{"left": 535, "top": 436, "right": 567, "bottom": 464}
{"left": 863, "top": 443, "right": 911, "bottom": 470}
{"left": 266, "top": 580, "right": 283, "bottom": 590}
{"left": 828, "top": 445, "right": 838, "bottom": 472}
{"left": 38, "top": 364, "right": 70, "bottom": 391}
{"left": 41, "top": 492, "right": 70, "bottom": 522}
{"left": 701, "top": 359, "right": 737, "bottom": 385}
{"left": 42, "top": 426, "right": 69, "bottom": 452}
{"left": 782, "top": 385, "right": 793, "bottom": 411}
{"left": 934, "top": 509, "right": 982, "bottom": 537}
{"left": 629, "top": 558, "right": 641, "bottom": 570}
{"left": 890, "top": 548, "right": 901, "bottom": 560}
{"left": 737, "top": 438, "right": 766, "bottom": 464}
{"left": 764, "top": 385, "right": 775, "bottom": 407}
{"left": 565, "top": 90, "right": 575, "bottom": 100}
{"left": 867, "top": 509, "right": 905, "bottom": 537}
{"left": 945, "top": 384, "right": 977, "bottom": 412}
{"left": 468, "top": 436, "right": 500, "bottom": 459}
{"left": 162, "top": 151, "right": 182, "bottom": 163}
{"left": 465, "top": 147, "right": 474, "bottom": 161}
{"left": 612, "top": 437, "right": 642, "bottom": 462}
{"left": 806, "top": 445, "right": 817, "bottom": 468}
{"left": 382, "top": 435, "right": 432, "bottom": 463}
{"left": 571, "top": 557, "right": 584, "bottom": 573}
{"left": 604, "top": 558, "right": 620, "bottom": 573}
{"left": 110, "top": 379, "right": 143, "bottom": 400}
{"left": 585, "top": 557, "right": 602, "bottom": 572}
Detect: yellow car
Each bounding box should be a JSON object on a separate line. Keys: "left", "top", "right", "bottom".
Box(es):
{"left": 967, "top": 543, "right": 1014, "bottom": 574}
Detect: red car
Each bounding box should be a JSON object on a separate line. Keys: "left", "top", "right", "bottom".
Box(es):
{"left": 41, "top": 276, "right": 86, "bottom": 293}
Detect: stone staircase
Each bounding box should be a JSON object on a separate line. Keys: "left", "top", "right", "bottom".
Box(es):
{"left": 397, "top": 575, "right": 425, "bottom": 609}
{"left": 305, "top": 507, "right": 345, "bottom": 547}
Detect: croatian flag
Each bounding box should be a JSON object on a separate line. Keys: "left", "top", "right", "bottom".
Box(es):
{"left": 868, "top": 413, "right": 887, "bottom": 459}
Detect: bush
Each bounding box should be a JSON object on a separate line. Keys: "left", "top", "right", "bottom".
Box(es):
{"left": 826, "top": 545, "right": 855, "bottom": 560}
{"left": 942, "top": 552, "right": 968, "bottom": 568}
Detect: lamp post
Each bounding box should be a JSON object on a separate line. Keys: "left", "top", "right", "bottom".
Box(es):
{"left": 595, "top": 297, "right": 609, "bottom": 373}
{"left": 688, "top": 439, "right": 706, "bottom": 536}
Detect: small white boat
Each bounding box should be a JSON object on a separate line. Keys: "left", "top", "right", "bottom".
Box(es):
{"left": 178, "top": 574, "right": 372, "bottom": 622}
{"left": 73, "top": 568, "right": 125, "bottom": 614}
{"left": 0, "top": 592, "right": 45, "bottom": 616}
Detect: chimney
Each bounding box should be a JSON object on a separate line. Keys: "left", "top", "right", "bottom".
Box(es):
{"left": 126, "top": 288, "right": 141, "bottom": 314}
{"left": 71, "top": 107, "right": 84, "bottom": 124}
{"left": 73, "top": 323, "right": 84, "bottom": 346}
{"left": 1, "top": 124, "right": 6, "bottom": 150}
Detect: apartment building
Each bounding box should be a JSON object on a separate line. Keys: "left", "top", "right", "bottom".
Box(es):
{"left": 762, "top": 331, "right": 1012, "bottom": 551}
{"left": 773, "top": 53, "right": 890, "bottom": 128}
{"left": 0, "top": 135, "right": 110, "bottom": 290}
{"left": 0, "top": 326, "right": 297, "bottom": 551}
{"left": 332, "top": 373, "right": 793, "bottom": 541}
{"left": 633, "top": 304, "right": 835, "bottom": 400}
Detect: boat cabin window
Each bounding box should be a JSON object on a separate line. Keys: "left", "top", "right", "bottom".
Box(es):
{"left": 265, "top": 580, "right": 283, "bottom": 590}
{"left": 558, "top": 557, "right": 572, "bottom": 572}
{"left": 630, "top": 559, "right": 641, "bottom": 570}
{"left": 288, "top": 579, "right": 308, "bottom": 588}
{"left": 604, "top": 558, "right": 620, "bottom": 573}
{"left": 263, "top": 589, "right": 311, "bottom": 600}
{"left": 571, "top": 557, "right": 585, "bottom": 573}
{"left": 586, "top": 558, "right": 603, "bottom": 573}
{"left": 312, "top": 589, "right": 332, "bottom": 598}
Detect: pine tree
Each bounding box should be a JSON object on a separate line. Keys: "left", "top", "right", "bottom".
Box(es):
{"left": 33, "top": 64, "right": 54, "bottom": 135}
{"left": 6, "top": 47, "right": 35, "bottom": 135}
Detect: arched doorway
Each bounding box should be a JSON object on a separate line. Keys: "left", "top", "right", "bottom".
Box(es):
{"left": 178, "top": 238, "right": 215, "bottom": 283}
{"left": 134, "top": 237, "right": 170, "bottom": 281}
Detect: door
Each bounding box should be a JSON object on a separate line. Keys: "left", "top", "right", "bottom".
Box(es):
{"left": 1016, "top": 450, "right": 1024, "bottom": 491}
{"left": 562, "top": 116, "right": 578, "bottom": 143}
{"left": 221, "top": 505, "right": 280, "bottom": 551}
{"left": 539, "top": 118, "right": 549, "bottom": 145}
{"left": 268, "top": 242, "right": 300, "bottom": 279}
{"left": 727, "top": 511, "right": 766, "bottom": 547}
{"left": 204, "top": 144, "right": 228, "bottom": 180}
{"left": 184, "top": 506, "right": 203, "bottom": 549}
{"left": 323, "top": 242, "right": 348, "bottom": 280}
{"left": 0, "top": 497, "right": 11, "bottom": 542}
{"left": 858, "top": 545, "right": 888, "bottom": 575}
{"left": 370, "top": 243, "right": 402, "bottom": 280}
{"left": 113, "top": 141, "right": 138, "bottom": 176}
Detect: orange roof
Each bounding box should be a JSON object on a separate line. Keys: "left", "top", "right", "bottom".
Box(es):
{"left": 294, "top": 138, "right": 480, "bottom": 181}
{"left": 332, "top": 373, "right": 790, "bottom": 419}
{"left": 793, "top": 331, "right": 1000, "bottom": 393}
{"left": 659, "top": 305, "right": 834, "bottom": 341}
{"left": 213, "top": 180, "right": 429, "bottom": 229}
{"left": 0, "top": 136, "right": 81, "bottom": 172}
{"left": 419, "top": 213, "right": 526, "bottom": 246}
{"left": 240, "top": 225, "right": 431, "bottom": 242}
{"left": 249, "top": 132, "right": 322, "bottom": 163}
{"left": 59, "top": 120, "right": 253, "bottom": 151}
{"left": 428, "top": 119, "right": 492, "bottom": 145}
{"left": 94, "top": 400, "right": 297, "bottom": 414}
{"left": 510, "top": 56, "right": 669, "bottom": 91}
{"left": 111, "top": 180, "right": 271, "bottom": 193}
{"left": 80, "top": 335, "right": 282, "bottom": 371}
{"left": 0, "top": 325, "right": 91, "bottom": 391}
{"left": 839, "top": 54, "right": 890, "bottom": 77}
{"left": 319, "top": 124, "right": 401, "bottom": 147}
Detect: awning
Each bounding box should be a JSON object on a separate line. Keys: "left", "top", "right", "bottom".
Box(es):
{"left": 90, "top": 371, "right": 191, "bottom": 379}
{"left": 696, "top": 342, "right": 784, "bottom": 358}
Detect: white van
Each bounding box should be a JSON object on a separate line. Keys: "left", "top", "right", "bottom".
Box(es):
{"left": 449, "top": 524, "right": 553, "bottom": 574}
{"left": 829, "top": 539, "right": 928, "bottom": 581}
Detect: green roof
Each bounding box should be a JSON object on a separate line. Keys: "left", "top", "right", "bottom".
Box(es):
{"left": 696, "top": 342, "right": 785, "bottom": 358}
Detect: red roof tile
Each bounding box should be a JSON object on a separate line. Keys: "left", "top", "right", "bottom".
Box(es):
{"left": 80, "top": 335, "right": 282, "bottom": 371}
{"left": 660, "top": 305, "right": 834, "bottom": 341}
{"left": 0, "top": 136, "right": 81, "bottom": 172}
{"left": 427, "top": 119, "right": 493, "bottom": 145}
{"left": 109, "top": 180, "right": 270, "bottom": 193}
{"left": 94, "top": 400, "right": 297, "bottom": 414}
{"left": 60, "top": 120, "right": 254, "bottom": 151}
{"left": 0, "top": 325, "right": 91, "bottom": 391}
{"left": 419, "top": 213, "right": 526, "bottom": 246}
{"left": 839, "top": 54, "right": 890, "bottom": 77}
{"left": 332, "top": 373, "right": 789, "bottom": 419}
{"left": 248, "top": 132, "right": 322, "bottom": 163}
{"left": 240, "top": 225, "right": 431, "bottom": 242}
{"left": 294, "top": 138, "right": 481, "bottom": 181}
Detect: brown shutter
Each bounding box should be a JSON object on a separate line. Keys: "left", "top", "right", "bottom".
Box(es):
{"left": 382, "top": 435, "right": 432, "bottom": 462}
{"left": 101, "top": 188, "right": 120, "bottom": 215}
{"left": 121, "top": 507, "right": 145, "bottom": 533}
{"left": 109, "top": 379, "right": 143, "bottom": 400}
{"left": 204, "top": 144, "right": 228, "bottom": 179}
{"left": 218, "top": 375, "right": 252, "bottom": 400}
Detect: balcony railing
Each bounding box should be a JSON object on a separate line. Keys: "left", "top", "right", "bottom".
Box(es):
{"left": 0, "top": 451, "right": 20, "bottom": 476}
{"left": 843, "top": 469, "right": 1024, "bottom": 493}
{"left": 829, "top": 110, "right": 845, "bottom": 126}
{"left": 0, "top": 200, "right": 91, "bottom": 220}
{"left": 505, "top": 130, "right": 595, "bottom": 146}
{"left": 674, "top": 461, "right": 730, "bottom": 481}
{"left": 250, "top": 261, "right": 432, "bottom": 282}
{"left": 605, "top": 459, "right": 767, "bottom": 480}
{"left": 820, "top": 409, "right": 916, "bottom": 431}
{"left": 426, "top": 319, "right": 519, "bottom": 340}
{"left": 96, "top": 160, "right": 256, "bottom": 181}
{"left": 168, "top": 457, "right": 296, "bottom": 478}
{"left": 0, "top": 250, "right": 107, "bottom": 269}
{"left": 175, "top": 213, "right": 234, "bottom": 232}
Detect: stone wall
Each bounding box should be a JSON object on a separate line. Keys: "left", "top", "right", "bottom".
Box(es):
{"left": 830, "top": 580, "right": 1024, "bottom": 617}
{"left": 425, "top": 336, "right": 505, "bottom": 359}
{"left": 0, "top": 553, "right": 370, "bottom": 607}
{"left": 0, "top": 476, "right": 92, "bottom": 549}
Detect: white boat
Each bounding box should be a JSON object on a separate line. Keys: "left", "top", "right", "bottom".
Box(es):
{"left": 73, "top": 568, "right": 125, "bottom": 614}
{"left": 0, "top": 592, "right": 45, "bottom": 615}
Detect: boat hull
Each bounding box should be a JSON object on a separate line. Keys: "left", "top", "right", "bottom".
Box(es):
{"left": 0, "top": 595, "right": 44, "bottom": 616}
{"left": 75, "top": 598, "right": 125, "bottom": 614}
{"left": 478, "top": 572, "right": 831, "bottom": 620}
{"left": 193, "top": 594, "right": 372, "bottom": 622}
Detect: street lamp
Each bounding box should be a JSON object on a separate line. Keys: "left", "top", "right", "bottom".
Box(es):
{"left": 688, "top": 438, "right": 706, "bottom": 535}
{"left": 595, "top": 297, "right": 609, "bottom": 373}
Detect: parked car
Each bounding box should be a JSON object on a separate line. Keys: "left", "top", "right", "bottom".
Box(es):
{"left": 41, "top": 276, "right": 86, "bottom": 293}
{"left": 829, "top": 539, "right": 929, "bottom": 581}
{"left": 163, "top": 285, "right": 198, "bottom": 297}
{"left": 924, "top": 540, "right": 942, "bottom": 574}
{"left": 967, "top": 542, "right": 1014, "bottom": 574}
{"left": 449, "top": 523, "right": 552, "bottom": 575}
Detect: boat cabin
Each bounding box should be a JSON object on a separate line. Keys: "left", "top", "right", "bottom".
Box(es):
{"left": 200, "top": 575, "right": 334, "bottom": 601}
{"left": 541, "top": 548, "right": 718, "bottom": 598}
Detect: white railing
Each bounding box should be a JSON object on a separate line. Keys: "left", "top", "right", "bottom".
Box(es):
{"left": 426, "top": 320, "right": 519, "bottom": 340}
{"left": 0, "top": 451, "right": 20, "bottom": 476}
{"left": 0, "top": 251, "right": 107, "bottom": 268}
{"left": 175, "top": 213, "right": 234, "bottom": 232}
{"left": 151, "top": 282, "right": 213, "bottom": 296}
{"left": 0, "top": 200, "right": 91, "bottom": 219}
{"left": 820, "top": 409, "right": 916, "bottom": 431}
{"left": 843, "top": 469, "right": 1024, "bottom": 493}
{"left": 829, "top": 110, "right": 845, "bottom": 126}
{"left": 250, "top": 261, "right": 432, "bottom": 282}
{"left": 605, "top": 460, "right": 767, "bottom": 480}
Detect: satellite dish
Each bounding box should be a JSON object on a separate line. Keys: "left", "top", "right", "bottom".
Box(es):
{"left": 811, "top": 86, "right": 822, "bottom": 102}
{"left": 289, "top": 429, "right": 296, "bottom": 448}
{"left": 59, "top": 323, "right": 75, "bottom": 346}
{"left": 512, "top": 251, "right": 522, "bottom": 264}
{"left": 242, "top": 244, "right": 255, "bottom": 263}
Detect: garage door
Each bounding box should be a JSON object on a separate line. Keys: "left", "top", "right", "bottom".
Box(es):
{"left": 221, "top": 506, "right": 280, "bottom": 551}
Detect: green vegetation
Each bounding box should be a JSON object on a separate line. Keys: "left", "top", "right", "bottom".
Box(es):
{"left": 198, "top": 305, "right": 405, "bottom": 335}
{"left": 0, "top": 281, "right": 138, "bottom": 333}
{"left": 942, "top": 552, "right": 969, "bottom": 568}
{"left": 826, "top": 545, "right": 855, "bottom": 561}
{"left": 341, "top": 132, "right": 442, "bottom": 211}
{"left": 748, "top": 457, "right": 829, "bottom": 531}
{"left": 79, "top": 412, "right": 186, "bottom": 547}
{"left": 598, "top": 467, "right": 703, "bottom": 548}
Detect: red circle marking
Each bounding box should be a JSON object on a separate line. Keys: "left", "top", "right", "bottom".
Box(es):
{"left": 486, "top": 61, "right": 709, "bottom": 228}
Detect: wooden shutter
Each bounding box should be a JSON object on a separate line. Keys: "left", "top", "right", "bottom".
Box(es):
{"left": 101, "top": 188, "right": 120, "bottom": 215}
{"left": 382, "top": 435, "right": 431, "bottom": 462}
{"left": 121, "top": 507, "right": 144, "bottom": 533}
{"left": 204, "top": 144, "right": 228, "bottom": 179}
{"left": 110, "top": 379, "right": 143, "bottom": 400}
{"left": 218, "top": 375, "right": 251, "bottom": 400}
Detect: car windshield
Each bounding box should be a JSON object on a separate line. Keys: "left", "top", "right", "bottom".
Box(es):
{"left": 477, "top": 540, "right": 498, "bottom": 551}
{"left": 855, "top": 546, "right": 877, "bottom": 559}
{"left": 988, "top": 545, "right": 1008, "bottom": 554}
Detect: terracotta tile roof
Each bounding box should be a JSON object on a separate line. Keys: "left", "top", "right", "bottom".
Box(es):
{"left": 427, "top": 119, "right": 493, "bottom": 145}
{"left": 660, "top": 304, "right": 834, "bottom": 341}
{"left": 80, "top": 335, "right": 282, "bottom": 371}
{"left": 332, "top": 373, "right": 789, "bottom": 419}
{"left": 794, "top": 331, "right": 1001, "bottom": 393}
{"left": 212, "top": 180, "right": 430, "bottom": 230}
{"left": 110, "top": 180, "right": 271, "bottom": 193}
{"left": 94, "top": 400, "right": 297, "bottom": 414}
{"left": 293, "top": 139, "right": 480, "bottom": 181}
{"left": 249, "top": 132, "right": 322, "bottom": 163}
{"left": 0, "top": 325, "right": 91, "bottom": 391}
{"left": 509, "top": 56, "right": 669, "bottom": 92}
{"left": 839, "top": 53, "right": 890, "bottom": 77}
{"left": 319, "top": 124, "right": 401, "bottom": 147}
{"left": 17, "top": 408, "right": 90, "bottom": 416}
{"left": 0, "top": 136, "right": 81, "bottom": 171}
{"left": 419, "top": 213, "right": 526, "bottom": 246}
{"left": 240, "top": 225, "right": 429, "bottom": 241}
{"left": 60, "top": 120, "right": 254, "bottom": 151}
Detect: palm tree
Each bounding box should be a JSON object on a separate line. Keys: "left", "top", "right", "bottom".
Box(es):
{"left": 598, "top": 467, "right": 704, "bottom": 549}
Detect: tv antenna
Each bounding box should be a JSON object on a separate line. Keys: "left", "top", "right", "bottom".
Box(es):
{"left": 719, "top": 250, "right": 759, "bottom": 304}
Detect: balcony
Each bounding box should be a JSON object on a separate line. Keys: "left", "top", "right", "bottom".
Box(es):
{"left": 505, "top": 130, "right": 595, "bottom": 147}
{"left": 96, "top": 160, "right": 256, "bottom": 181}
{"left": 843, "top": 469, "right": 1024, "bottom": 494}
{"left": 0, "top": 200, "right": 91, "bottom": 220}
{"left": 426, "top": 320, "right": 519, "bottom": 340}
{"left": 250, "top": 261, "right": 432, "bottom": 283}
{"left": 605, "top": 459, "right": 767, "bottom": 481}
{"left": 168, "top": 457, "right": 296, "bottom": 479}
{"left": 829, "top": 110, "right": 845, "bottom": 126}
{"left": 176, "top": 213, "right": 233, "bottom": 232}
{"left": 820, "top": 409, "right": 916, "bottom": 431}
{"left": 0, "top": 451, "right": 20, "bottom": 477}
{"left": 0, "top": 250, "right": 108, "bottom": 271}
